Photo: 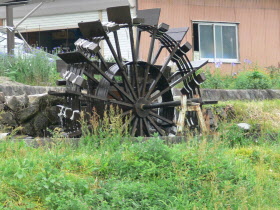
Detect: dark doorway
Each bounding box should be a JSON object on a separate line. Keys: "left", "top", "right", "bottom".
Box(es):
{"left": 16, "top": 28, "right": 83, "bottom": 53}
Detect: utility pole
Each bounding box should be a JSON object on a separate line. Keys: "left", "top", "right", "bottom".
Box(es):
{"left": 6, "top": 5, "right": 14, "bottom": 54}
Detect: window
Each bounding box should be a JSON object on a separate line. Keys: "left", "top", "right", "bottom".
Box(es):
{"left": 193, "top": 22, "right": 239, "bottom": 63}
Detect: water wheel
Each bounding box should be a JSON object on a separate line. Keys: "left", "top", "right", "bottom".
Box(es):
{"left": 49, "top": 6, "right": 211, "bottom": 137}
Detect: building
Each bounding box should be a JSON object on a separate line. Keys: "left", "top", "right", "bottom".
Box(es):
{"left": 1, "top": 0, "right": 279, "bottom": 74}
{"left": 138, "top": 0, "right": 280, "bottom": 74}
{"left": 0, "top": 0, "right": 136, "bottom": 59}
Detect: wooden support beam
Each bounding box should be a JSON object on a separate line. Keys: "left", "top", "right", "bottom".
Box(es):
{"left": 6, "top": 5, "right": 14, "bottom": 54}
{"left": 177, "top": 96, "right": 208, "bottom": 134}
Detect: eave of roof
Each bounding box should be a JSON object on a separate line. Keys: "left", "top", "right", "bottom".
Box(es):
{"left": 0, "top": 0, "right": 131, "bottom": 19}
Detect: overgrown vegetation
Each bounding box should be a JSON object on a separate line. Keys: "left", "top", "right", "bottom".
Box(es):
{"left": 0, "top": 49, "right": 59, "bottom": 86}
{"left": 201, "top": 62, "right": 280, "bottom": 89}
{"left": 0, "top": 101, "right": 279, "bottom": 209}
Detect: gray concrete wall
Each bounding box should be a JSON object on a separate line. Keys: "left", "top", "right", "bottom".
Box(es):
{"left": 1, "top": 83, "right": 280, "bottom": 101}
{"left": 0, "top": 84, "right": 64, "bottom": 96}
{"left": 201, "top": 89, "right": 280, "bottom": 101}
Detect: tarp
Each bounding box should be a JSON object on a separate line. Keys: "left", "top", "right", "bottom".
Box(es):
{"left": 0, "top": 31, "right": 25, "bottom": 54}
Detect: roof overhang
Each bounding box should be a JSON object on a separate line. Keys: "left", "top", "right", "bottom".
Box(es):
{"left": 0, "top": 0, "right": 52, "bottom": 6}
{"left": 0, "top": 0, "right": 132, "bottom": 19}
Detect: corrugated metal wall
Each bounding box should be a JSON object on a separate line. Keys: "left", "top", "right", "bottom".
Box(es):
{"left": 138, "top": 0, "right": 280, "bottom": 73}
{"left": 3, "top": 8, "right": 135, "bottom": 60}
{"left": 11, "top": 12, "right": 100, "bottom": 32}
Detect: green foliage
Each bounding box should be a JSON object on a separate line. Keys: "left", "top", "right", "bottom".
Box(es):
{"left": 201, "top": 67, "right": 235, "bottom": 89}
{"left": 0, "top": 135, "right": 279, "bottom": 209}
{"left": 0, "top": 101, "right": 280, "bottom": 209}
{"left": 200, "top": 63, "right": 279, "bottom": 89}
{"left": 0, "top": 49, "right": 59, "bottom": 86}
{"left": 267, "top": 65, "right": 280, "bottom": 89}
{"left": 235, "top": 70, "right": 272, "bottom": 89}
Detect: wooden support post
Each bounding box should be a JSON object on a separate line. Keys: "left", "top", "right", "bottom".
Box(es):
{"left": 186, "top": 103, "right": 207, "bottom": 133}
{"left": 177, "top": 97, "right": 208, "bottom": 134}
{"left": 6, "top": 5, "right": 14, "bottom": 55}
{"left": 177, "top": 95, "right": 187, "bottom": 133}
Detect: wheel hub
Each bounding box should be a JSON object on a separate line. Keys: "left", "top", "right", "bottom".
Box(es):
{"left": 134, "top": 97, "right": 150, "bottom": 118}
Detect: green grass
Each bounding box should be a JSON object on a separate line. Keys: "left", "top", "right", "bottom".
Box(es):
{"left": 0, "top": 49, "right": 59, "bottom": 86}
{"left": 215, "top": 100, "right": 280, "bottom": 133}
{"left": 0, "top": 135, "right": 279, "bottom": 209}
{"left": 0, "top": 100, "right": 280, "bottom": 209}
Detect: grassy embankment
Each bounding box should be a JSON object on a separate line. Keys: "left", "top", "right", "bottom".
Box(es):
{"left": 0, "top": 100, "right": 279, "bottom": 209}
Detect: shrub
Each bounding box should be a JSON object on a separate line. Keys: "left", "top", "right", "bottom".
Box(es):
{"left": 201, "top": 67, "right": 234, "bottom": 89}
{"left": 199, "top": 62, "right": 278, "bottom": 89}
{"left": 234, "top": 70, "right": 272, "bottom": 89}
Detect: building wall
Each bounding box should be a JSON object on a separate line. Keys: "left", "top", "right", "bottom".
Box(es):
{"left": 138, "top": 0, "right": 280, "bottom": 74}
{"left": 0, "top": 19, "right": 3, "bottom": 26}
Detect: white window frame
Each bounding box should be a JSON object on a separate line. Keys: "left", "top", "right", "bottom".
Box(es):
{"left": 195, "top": 21, "right": 239, "bottom": 63}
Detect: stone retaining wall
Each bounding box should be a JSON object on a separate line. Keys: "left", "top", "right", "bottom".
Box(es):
{"left": 201, "top": 89, "right": 280, "bottom": 101}
{"left": 1, "top": 83, "right": 279, "bottom": 101}
{"left": 171, "top": 89, "right": 280, "bottom": 101}
{"left": 0, "top": 84, "right": 64, "bottom": 96}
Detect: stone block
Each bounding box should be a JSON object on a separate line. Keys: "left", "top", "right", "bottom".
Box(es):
{"left": 0, "top": 112, "right": 18, "bottom": 127}
{"left": 17, "top": 105, "right": 40, "bottom": 123}
{"left": 0, "top": 92, "right": 5, "bottom": 103}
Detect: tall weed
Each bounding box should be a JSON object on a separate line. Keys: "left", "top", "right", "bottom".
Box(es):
{"left": 0, "top": 49, "right": 59, "bottom": 86}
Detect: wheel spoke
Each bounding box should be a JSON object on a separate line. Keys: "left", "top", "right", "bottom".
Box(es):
{"left": 145, "top": 44, "right": 179, "bottom": 99}
{"left": 142, "top": 29, "right": 157, "bottom": 96}
{"left": 149, "top": 111, "right": 175, "bottom": 125}
{"left": 149, "top": 69, "right": 197, "bottom": 102}
{"left": 139, "top": 118, "right": 144, "bottom": 136}
{"left": 122, "top": 114, "right": 135, "bottom": 131}
{"left": 131, "top": 117, "right": 139, "bottom": 136}
{"left": 121, "top": 109, "right": 133, "bottom": 118}
{"left": 129, "top": 26, "right": 141, "bottom": 97}
{"left": 143, "top": 117, "right": 151, "bottom": 137}
{"left": 135, "top": 29, "right": 142, "bottom": 60}
{"left": 113, "top": 31, "right": 123, "bottom": 61}
{"left": 151, "top": 46, "right": 163, "bottom": 65}
{"left": 105, "top": 36, "right": 138, "bottom": 100}
{"left": 147, "top": 116, "right": 165, "bottom": 136}
{"left": 87, "top": 60, "right": 135, "bottom": 103}
{"left": 97, "top": 52, "right": 110, "bottom": 70}
{"left": 81, "top": 93, "right": 133, "bottom": 108}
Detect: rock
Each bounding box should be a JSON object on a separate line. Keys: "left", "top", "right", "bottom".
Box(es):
{"left": 0, "top": 112, "right": 18, "bottom": 127}
{"left": 31, "top": 94, "right": 64, "bottom": 110}
{"left": 237, "top": 123, "right": 251, "bottom": 130}
{"left": 28, "top": 93, "right": 48, "bottom": 104}
{"left": 203, "top": 108, "right": 218, "bottom": 131}
{"left": 5, "top": 96, "right": 20, "bottom": 111}
{"left": 22, "top": 120, "right": 36, "bottom": 137}
{"left": 45, "top": 106, "right": 60, "bottom": 125}
{"left": 33, "top": 113, "right": 49, "bottom": 136}
{"left": 0, "top": 133, "right": 9, "bottom": 140}
{"left": 6, "top": 94, "right": 29, "bottom": 111}
{"left": 0, "top": 92, "right": 5, "bottom": 103}
{"left": 0, "top": 102, "right": 5, "bottom": 112}
{"left": 17, "top": 105, "right": 40, "bottom": 123}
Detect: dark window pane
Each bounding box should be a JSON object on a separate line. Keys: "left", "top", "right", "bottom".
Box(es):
{"left": 193, "top": 23, "right": 199, "bottom": 51}
{"left": 199, "top": 25, "right": 214, "bottom": 58}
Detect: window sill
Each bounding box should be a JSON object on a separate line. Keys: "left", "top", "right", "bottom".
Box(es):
{"left": 201, "top": 58, "right": 240, "bottom": 64}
